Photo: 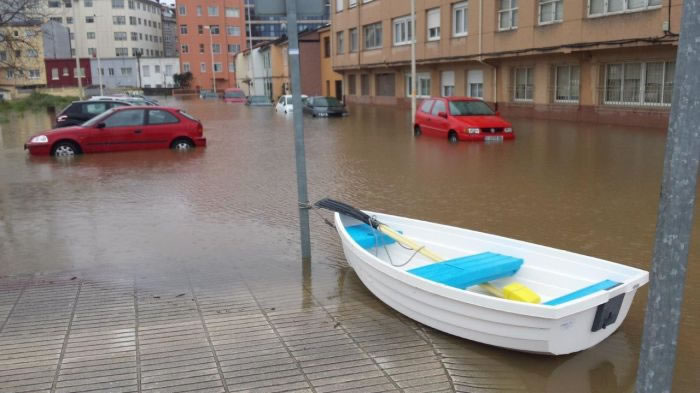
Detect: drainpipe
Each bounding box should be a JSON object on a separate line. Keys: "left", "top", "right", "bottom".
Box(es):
{"left": 410, "top": 0, "right": 416, "bottom": 127}
{"left": 476, "top": 0, "right": 497, "bottom": 109}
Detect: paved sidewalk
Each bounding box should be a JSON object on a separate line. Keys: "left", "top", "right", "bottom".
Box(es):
{"left": 0, "top": 269, "right": 529, "bottom": 393}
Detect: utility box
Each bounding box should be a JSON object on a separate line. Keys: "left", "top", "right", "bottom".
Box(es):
{"left": 252, "top": 0, "right": 325, "bottom": 17}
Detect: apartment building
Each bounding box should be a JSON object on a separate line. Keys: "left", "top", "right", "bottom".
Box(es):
{"left": 176, "top": 0, "right": 247, "bottom": 90}
{"left": 46, "top": 0, "right": 166, "bottom": 59}
{"left": 1, "top": 23, "right": 49, "bottom": 96}
{"left": 319, "top": 26, "right": 344, "bottom": 99}
{"left": 162, "top": 6, "right": 179, "bottom": 57}
{"left": 244, "top": 0, "right": 331, "bottom": 47}
{"left": 331, "top": 0, "right": 681, "bottom": 127}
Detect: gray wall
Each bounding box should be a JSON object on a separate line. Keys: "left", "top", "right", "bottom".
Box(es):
{"left": 42, "top": 21, "right": 71, "bottom": 59}
{"left": 90, "top": 58, "right": 139, "bottom": 88}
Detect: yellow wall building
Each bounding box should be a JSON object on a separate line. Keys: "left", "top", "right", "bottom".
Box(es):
{"left": 0, "top": 24, "right": 47, "bottom": 97}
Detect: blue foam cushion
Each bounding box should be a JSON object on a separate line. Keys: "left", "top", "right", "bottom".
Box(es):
{"left": 408, "top": 252, "right": 523, "bottom": 289}
{"left": 346, "top": 224, "right": 397, "bottom": 249}
{"left": 543, "top": 280, "right": 621, "bottom": 306}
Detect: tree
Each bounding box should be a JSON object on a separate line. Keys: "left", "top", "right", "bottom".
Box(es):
{"left": 0, "top": 0, "right": 45, "bottom": 74}
{"left": 173, "top": 72, "right": 193, "bottom": 88}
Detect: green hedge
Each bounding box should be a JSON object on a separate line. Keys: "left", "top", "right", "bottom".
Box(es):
{"left": 0, "top": 92, "right": 78, "bottom": 114}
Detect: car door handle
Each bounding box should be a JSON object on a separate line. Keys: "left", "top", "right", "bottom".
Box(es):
{"left": 133, "top": 129, "right": 142, "bottom": 134}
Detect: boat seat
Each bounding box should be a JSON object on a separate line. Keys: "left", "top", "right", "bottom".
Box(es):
{"left": 543, "top": 280, "right": 621, "bottom": 306}
{"left": 345, "top": 224, "right": 397, "bottom": 249}
{"left": 408, "top": 252, "right": 523, "bottom": 289}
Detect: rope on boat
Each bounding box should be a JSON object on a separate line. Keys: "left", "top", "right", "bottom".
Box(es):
{"left": 369, "top": 215, "right": 423, "bottom": 267}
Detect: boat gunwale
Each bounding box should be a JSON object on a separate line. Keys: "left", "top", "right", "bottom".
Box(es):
{"left": 335, "top": 211, "right": 649, "bottom": 320}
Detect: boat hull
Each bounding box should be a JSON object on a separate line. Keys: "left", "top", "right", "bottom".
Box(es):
{"left": 335, "top": 212, "right": 645, "bottom": 355}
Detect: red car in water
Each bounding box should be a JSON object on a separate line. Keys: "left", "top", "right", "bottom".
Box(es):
{"left": 414, "top": 97, "right": 514, "bottom": 142}
{"left": 25, "top": 106, "right": 206, "bottom": 157}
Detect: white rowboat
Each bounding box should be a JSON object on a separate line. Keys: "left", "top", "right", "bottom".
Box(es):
{"left": 332, "top": 210, "right": 648, "bottom": 355}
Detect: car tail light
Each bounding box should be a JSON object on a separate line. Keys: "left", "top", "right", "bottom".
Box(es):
{"left": 197, "top": 122, "right": 203, "bottom": 135}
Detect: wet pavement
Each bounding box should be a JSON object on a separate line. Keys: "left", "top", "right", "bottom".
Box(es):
{"left": 0, "top": 98, "right": 698, "bottom": 392}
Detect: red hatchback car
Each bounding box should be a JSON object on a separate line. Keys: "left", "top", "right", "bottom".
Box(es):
{"left": 25, "top": 106, "right": 206, "bottom": 157}
{"left": 414, "top": 97, "right": 514, "bottom": 142}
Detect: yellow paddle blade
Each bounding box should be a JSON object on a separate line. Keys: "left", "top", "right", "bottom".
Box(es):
{"left": 503, "top": 283, "right": 541, "bottom": 304}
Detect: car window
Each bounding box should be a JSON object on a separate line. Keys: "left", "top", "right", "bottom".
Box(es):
{"left": 448, "top": 101, "right": 494, "bottom": 116}
{"left": 431, "top": 100, "right": 446, "bottom": 116}
{"left": 63, "top": 103, "right": 81, "bottom": 115}
{"left": 147, "top": 110, "right": 179, "bottom": 125}
{"left": 84, "top": 102, "right": 109, "bottom": 115}
{"left": 420, "top": 100, "right": 433, "bottom": 113}
{"left": 103, "top": 109, "right": 145, "bottom": 128}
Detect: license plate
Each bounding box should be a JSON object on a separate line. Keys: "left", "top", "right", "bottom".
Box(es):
{"left": 484, "top": 135, "right": 503, "bottom": 142}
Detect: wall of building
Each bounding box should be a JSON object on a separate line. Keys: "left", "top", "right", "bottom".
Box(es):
{"left": 319, "top": 27, "right": 344, "bottom": 99}
{"left": 175, "top": 0, "right": 246, "bottom": 91}
{"left": 331, "top": 0, "right": 682, "bottom": 126}
{"left": 42, "top": 21, "right": 71, "bottom": 59}
{"left": 139, "top": 57, "right": 180, "bottom": 87}
{"left": 89, "top": 57, "right": 139, "bottom": 88}
{"left": 0, "top": 25, "right": 47, "bottom": 90}
{"left": 47, "top": 0, "right": 166, "bottom": 59}
{"left": 45, "top": 58, "right": 92, "bottom": 88}
{"left": 162, "top": 7, "right": 179, "bottom": 58}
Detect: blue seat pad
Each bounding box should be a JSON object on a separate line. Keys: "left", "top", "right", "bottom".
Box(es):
{"left": 543, "top": 280, "right": 621, "bottom": 306}
{"left": 346, "top": 224, "right": 397, "bottom": 249}
{"left": 408, "top": 252, "right": 523, "bottom": 289}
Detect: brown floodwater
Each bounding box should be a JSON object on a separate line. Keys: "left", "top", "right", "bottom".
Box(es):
{"left": 0, "top": 98, "right": 698, "bottom": 392}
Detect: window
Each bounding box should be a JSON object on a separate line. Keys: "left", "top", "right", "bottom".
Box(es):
{"left": 148, "top": 110, "right": 179, "bottom": 125}
{"left": 48, "top": 0, "right": 61, "bottom": 7}
{"left": 104, "top": 110, "right": 145, "bottom": 128}
{"left": 324, "top": 36, "right": 331, "bottom": 57}
{"left": 228, "top": 44, "right": 240, "bottom": 53}
{"left": 513, "top": 66, "right": 533, "bottom": 101}
{"left": 179, "top": 5, "right": 186, "bottom": 15}
{"left": 112, "top": 0, "right": 124, "bottom": 9}
{"left": 121, "top": 67, "right": 132, "bottom": 75}
{"left": 155, "top": 65, "right": 160, "bottom": 73}
{"left": 361, "top": 74, "right": 370, "bottom": 95}
{"left": 229, "top": 62, "right": 235, "bottom": 72}
{"left": 84, "top": 0, "right": 92, "bottom": 6}
{"left": 128, "top": 0, "right": 134, "bottom": 9}
{"left": 336, "top": 0, "right": 344, "bottom": 12}
{"left": 115, "top": 47, "right": 128, "bottom": 56}
{"left": 0, "top": 51, "right": 5, "bottom": 61}
{"left": 207, "top": 6, "right": 219, "bottom": 16}
{"left": 376, "top": 74, "right": 395, "bottom": 96}
{"left": 26, "top": 49, "right": 38, "bottom": 57}
{"left": 50, "top": 17, "right": 62, "bottom": 23}
{"left": 348, "top": 74, "right": 356, "bottom": 94}
{"left": 392, "top": 16, "right": 413, "bottom": 46}
{"left": 427, "top": 8, "right": 440, "bottom": 41}
{"left": 88, "top": 48, "right": 96, "bottom": 56}
{"left": 6, "top": 69, "right": 14, "bottom": 79}
{"left": 554, "top": 65, "right": 580, "bottom": 102}
{"left": 212, "top": 44, "right": 221, "bottom": 54}
{"left": 349, "top": 0, "right": 358, "bottom": 6}
{"left": 453, "top": 2, "right": 468, "bottom": 37}
{"left": 198, "top": 25, "right": 204, "bottom": 34}
{"left": 87, "top": 31, "right": 97, "bottom": 39}
{"left": 66, "top": 17, "right": 73, "bottom": 24}
{"left": 226, "top": 7, "right": 240, "bottom": 17}
{"left": 210, "top": 25, "right": 220, "bottom": 35}
{"left": 363, "top": 22, "right": 382, "bottom": 50}
{"left": 85, "top": 16, "right": 94, "bottom": 23}
{"left": 539, "top": 0, "right": 563, "bottom": 24}
{"left": 589, "top": 0, "right": 661, "bottom": 16}
{"left": 349, "top": 28, "right": 358, "bottom": 52}
{"left": 73, "top": 67, "right": 85, "bottom": 77}
{"left": 64, "top": 0, "right": 72, "bottom": 8}
{"left": 196, "top": 5, "right": 202, "bottom": 16}
{"left": 199, "top": 44, "right": 205, "bottom": 53}
{"left": 63, "top": 67, "right": 69, "bottom": 76}
{"left": 605, "top": 61, "right": 673, "bottom": 105}
{"left": 213, "top": 63, "right": 222, "bottom": 72}
{"left": 52, "top": 68, "right": 59, "bottom": 80}
{"left": 165, "top": 65, "right": 173, "bottom": 75}
{"left": 227, "top": 26, "right": 240, "bottom": 36}
{"left": 26, "top": 69, "right": 39, "bottom": 79}
{"left": 108, "top": 68, "right": 115, "bottom": 76}
{"left": 337, "top": 31, "right": 344, "bottom": 54}
{"left": 200, "top": 63, "right": 206, "bottom": 72}
{"left": 441, "top": 71, "right": 455, "bottom": 96}
{"left": 114, "top": 32, "right": 127, "bottom": 41}
{"left": 467, "top": 69, "right": 484, "bottom": 98}
{"left": 131, "top": 32, "right": 138, "bottom": 40}
{"left": 70, "top": 32, "right": 75, "bottom": 40}
{"left": 130, "top": 16, "right": 137, "bottom": 25}
{"left": 113, "top": 16, "right": 126, "bottom": 25}
{"left": 183, "top": 63, "right": 190, "bottom": 72}
{"left": 143, "top": 65, "right": 150, "bottom": 77}
{"left": 431, "top": 100, "right": 446, "bottom": 116}
{"left": 498, "top": 0, "right": 518, "bottom": 31}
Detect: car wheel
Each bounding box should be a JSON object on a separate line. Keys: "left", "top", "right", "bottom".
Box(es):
{"left": 414, "top": 125, "right": 421, "bottom": 137}
{"left": 171, "top": 138, "right": 194, "bottom": 151}
{"left": 52, "top": 141, "right": 79, "bottom": 157}
{"left": 448, "top": 131, "right": 458, "bottom": 144}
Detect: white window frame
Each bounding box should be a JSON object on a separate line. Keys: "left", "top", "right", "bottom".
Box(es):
{"left": 452, "top": 1, "right": 468, "bottom": 37}
{"left": 498, "top": 0, "right": 518, "bottom": 31}
{"left": 349, "top": 28, "right": 358, "bottom": 52}
{"left": 392, "top": 15, "right": 413, "bottom": 46}
{"left": 441, "top": 71, "right": 455, "bottom": 97}
{"left": 554, "top": 64, "right": 580, "bottom": 103}
{"left": 200, "top": 62, "right": 206, "bottom": 73}
{"left": 337, "top": 31, "right": 344, "bottom": 54}
{"left": 467, "top": 69, "right": 484, "bottom": 98}
{"left": 349, "top": 0, "right": 358, "bottom": 7}
{"left": 178, "top": 5, "right": 186, "bottom": 15}
{"left": 513, "top": 66, "right": 534, "bottom": 101}
{"left": 336, "top": 0, "right": 344, "bottom": 12}
{"left": 405, "top": 73, "right": 432, "bottom": 98}
{"left": 427, "top": 8, "right": 440, "bottom": 41}
{"left": 213, "top": 63, "right": 222, "bottom": 73}
{"left": 225, "top": 7, "right": 239, "bottom": 17}
{"left": 538, "top": 0, "right": 563, "bottom": 25}
{"left": 363, "top": 22, "right": 382, "bottom": 50}
{"left": 603, "top": 61, "right": 674, "bottom": 106}
{"left": 588, "top": 0, "right": 662, "bottom": 17}
{"left": 207, "top": 6, "right": 219, "bottom": 16}
{"left": 183, "top": 63, "right": 190, "bottom": 72}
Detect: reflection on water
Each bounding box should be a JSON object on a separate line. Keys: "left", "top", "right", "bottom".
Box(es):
{"left": 0, "top": 98, "right": 697, "bottom": 392}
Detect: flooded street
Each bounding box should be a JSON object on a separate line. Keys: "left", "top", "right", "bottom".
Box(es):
{"left": 1, "top": 98, "right": 698, "bottom": 392}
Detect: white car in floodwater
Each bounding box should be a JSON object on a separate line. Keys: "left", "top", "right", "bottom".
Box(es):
{"left": 275, "top": 94, "right": 308, "bottom": 114}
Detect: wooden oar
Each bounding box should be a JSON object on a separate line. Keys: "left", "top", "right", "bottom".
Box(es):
{"left": 316, "top": 198, "right": 541, "bottom": 304}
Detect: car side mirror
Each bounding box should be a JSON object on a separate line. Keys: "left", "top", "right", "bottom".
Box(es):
{"left": 96, "top": 122, "right": 106, "bottom": 129}
{"left": 438, "top": 112, "right": 448, "bottom": 119}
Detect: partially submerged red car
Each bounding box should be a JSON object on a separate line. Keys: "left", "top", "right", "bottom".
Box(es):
{"left": 414, "top": 97, "right": 514, "bottom": 142}
{"left": 25, "top": 106, "right": 206, "bottom": 157}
